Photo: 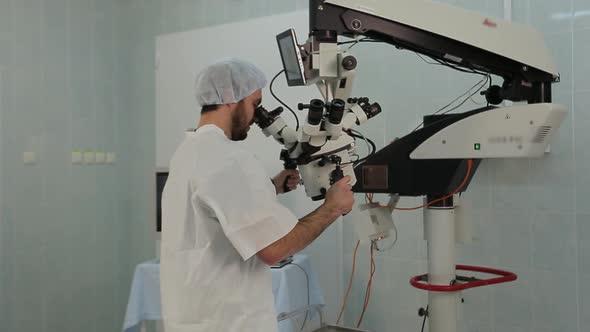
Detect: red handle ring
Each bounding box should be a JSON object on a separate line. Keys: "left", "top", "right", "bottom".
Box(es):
{"left": 410, "top": 265, "right": 517, "bottom": 292}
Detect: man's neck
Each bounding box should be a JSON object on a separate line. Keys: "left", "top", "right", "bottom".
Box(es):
{"left": 197, "top": 112, "right": 232, "bottom": 139}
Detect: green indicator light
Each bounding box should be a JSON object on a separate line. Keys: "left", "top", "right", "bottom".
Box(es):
{"left": 474, "top": 143, "right": 481, "bottom": 151}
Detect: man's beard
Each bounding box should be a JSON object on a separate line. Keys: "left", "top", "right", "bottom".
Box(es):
{"left": 231, "top": 108, "right": 249, "bottom": 141}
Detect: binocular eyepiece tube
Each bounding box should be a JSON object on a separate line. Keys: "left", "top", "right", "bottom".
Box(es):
{"left": 298, "top": 99, "right": 325, "bottom": 126}
{"left": 327, "top": 99, "right": 345, "bottom": 125}
{"left": 298, "top": 98, "right": 347, "bottom": 127}
{"left": 254, "top": 105, "right": 284, "bottom": 129}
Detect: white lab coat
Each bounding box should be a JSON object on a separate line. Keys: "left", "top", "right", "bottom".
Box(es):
{"left": 160, "top": 125, "right": 298, "bottom": 332}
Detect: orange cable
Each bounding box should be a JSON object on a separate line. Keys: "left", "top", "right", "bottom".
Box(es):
{"left": 336, "top": 240, "right": 361, "bottom": 325}
{"left": 356, "top": 241, "right": 376, "bottom": 328}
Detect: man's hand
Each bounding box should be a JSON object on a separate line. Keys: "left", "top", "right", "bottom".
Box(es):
{"left": 258, "top": 175, "right": 354, "bottom": 266}
{"left": 272, "top": 169, "right": 301, "bottom": 194}
{"left": 323, "top": 175, "right": 355, "bottom": 216}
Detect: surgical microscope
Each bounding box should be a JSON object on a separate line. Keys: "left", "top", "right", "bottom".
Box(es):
{"left": 253, "top": 1, "right": 567, "bottom": 332}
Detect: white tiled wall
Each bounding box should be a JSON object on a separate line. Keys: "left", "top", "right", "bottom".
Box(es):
{"left": 0, "top": 0, "right": 154, "bottom": 331}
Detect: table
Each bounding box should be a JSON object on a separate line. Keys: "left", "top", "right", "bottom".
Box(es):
{"left": 122, "top": 254, "right": 324, "bottom": 332}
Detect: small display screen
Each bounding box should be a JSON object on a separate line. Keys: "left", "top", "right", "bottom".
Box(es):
{"left": 276, "top": 29, "right": 306, "bottom": 86}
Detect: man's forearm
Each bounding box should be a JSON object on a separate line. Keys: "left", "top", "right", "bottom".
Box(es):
{"left": 259, "top": 204, "right": 341, "bottom": 264}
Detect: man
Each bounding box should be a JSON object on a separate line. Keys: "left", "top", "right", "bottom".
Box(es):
{"left": 160, "top": 58, "right": 354, "bottom": 332}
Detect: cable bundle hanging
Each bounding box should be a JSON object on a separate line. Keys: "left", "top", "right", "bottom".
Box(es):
{"left": 356, "top": 241, "right": 376, "bottom": 328}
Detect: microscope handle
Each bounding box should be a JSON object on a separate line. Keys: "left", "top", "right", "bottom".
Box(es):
{"left": 330, "top": 167, "right": 344, "bottom": 185}
{"left": 329, "top": 167, "right": 349, "bottom": 216}
{"left": 282, "top": 163, "right": 298, "bottom": 193}
{"left": 283, "top": 176, "right": 292, "bottom": 193}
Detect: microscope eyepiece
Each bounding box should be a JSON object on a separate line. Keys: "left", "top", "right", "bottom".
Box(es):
{"left": 328, "top": 99, "right": 345, "bottom": 125}
{"left": 307, "top": 99, "right": 324, "bottom": 126}
{"left": 254, "top": 105, "right": 283, "bottom": 129}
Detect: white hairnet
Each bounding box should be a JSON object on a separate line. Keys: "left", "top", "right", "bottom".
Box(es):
{"left": 195, "top": 58, "right": 267, "bottom": 106}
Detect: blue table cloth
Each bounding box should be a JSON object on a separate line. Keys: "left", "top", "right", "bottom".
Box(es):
{"left": 123, "top": 254, "right": 324, "bottom": 332}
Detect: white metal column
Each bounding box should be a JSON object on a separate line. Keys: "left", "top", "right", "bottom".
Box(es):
{"left": 425, "top": 206, "right": 459, "bottom": 332}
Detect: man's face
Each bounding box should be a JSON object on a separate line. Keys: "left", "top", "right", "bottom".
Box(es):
{"left": 231, "top": 89, "right": 262, "bottom": 141}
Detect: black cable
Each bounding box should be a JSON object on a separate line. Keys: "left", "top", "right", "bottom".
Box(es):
{"left": 430, "top": 56, "right": 489, "bottom": 76}
{"left": 356, "top": 147, "right": 376, "bottom": 164}
{"left": 337, "top": 37, "right": 382, "bottom": 51}
{"left": 435, "top": 75, "right": 490, "bottom": 114}
{"left": 409, "top": 52, "right": 492, "bottom": 133}
{"left": 337, "top": 40, "right": 490, "bottom": 80}
{"left": 415, "top": 52, "right": 489, "bottom": 77}
{"left": 340, "top": 154, "right": 361, "bottom": 167}
{"left": 415, "top": 53, "right": 440, "bottom": 66}
{"left": 410, "top": 74, "right": 490, "bottom": 132}
{"left": 289, "top": 262, "right": 310, "bottom": 331}
{"left": 337, "top": 37, "right": 380, "bottom": 46}
{"left": 270, "top": 69, "right": 300, "bottom": 131}
{"left": 333, "top": 39, "right": 488, "bottom": 78}
{"left": 440, "top": 76, "right": 490, "bottom": 116}
{"left": 420, "top": 305, "right": 428, "bottom": 332}
{"left": 436, "top": 59, "right": 488, "bottom": 76}
{"left": 348, "top": 131, "right": 376, "bottom": 154}
{"left": 346, "top": 129, "right": 376, "bottom": 166}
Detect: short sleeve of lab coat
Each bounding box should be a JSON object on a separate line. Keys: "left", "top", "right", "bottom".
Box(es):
{"left": 196, "top": 152, "right": 299, "bottom": 261}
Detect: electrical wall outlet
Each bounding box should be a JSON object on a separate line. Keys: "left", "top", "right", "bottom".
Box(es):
{"left": 71, "top": 151, "right": 83, "bottom": 164}
{"left": 83, "top": 150, "right": 95, "bottom": 164}
{"left": 23, "top": 152, "right": 36, "bottom": 165}
{"left": 95, "top": 152, "right": 106, "bottom": 164}
{"left": 71, "top": 150, "right": 115, "bottom": 165}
